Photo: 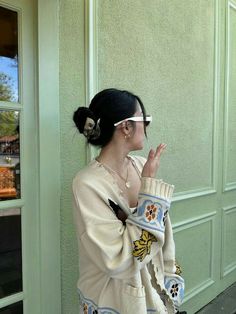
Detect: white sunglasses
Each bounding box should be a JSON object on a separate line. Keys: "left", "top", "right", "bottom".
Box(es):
{"left": 114, "top": 115, "right": 152, "bottom": 127}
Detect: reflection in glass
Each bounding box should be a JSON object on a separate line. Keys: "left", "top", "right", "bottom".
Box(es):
{"left": 0, "top": 209, "right": 22, "bottom": 299}
{"left": 0, "top": 110, "right": 20, "bottom": 200}
{"left": 0, "top": 6, "right": 18, "bottom": 102}
{"left": 0, "top": 301, "right": 23, "bottom": 314}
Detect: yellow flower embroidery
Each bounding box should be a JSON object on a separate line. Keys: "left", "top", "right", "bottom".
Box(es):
{"left": 133, "top": 230, "right": 157, "bottom": 262}
{"left": 83, "top": 303, "right": 88, "bottom": 314}
{"left": 175, "top": 261, "right": 182, "bottom": 275}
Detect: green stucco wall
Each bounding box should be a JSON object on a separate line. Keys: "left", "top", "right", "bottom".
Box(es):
{"left": 97, "top": 0, "right": 215, "bottom": 193}
{"left": 59, "top": 0, "right": 85, "bottom": 313}
{"left": 59, "top": 1, "right": 236, "bottom": 314}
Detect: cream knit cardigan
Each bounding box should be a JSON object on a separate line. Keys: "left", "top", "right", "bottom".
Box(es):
{"left": 73, "top": 156, "right": 184, "bottom": 314}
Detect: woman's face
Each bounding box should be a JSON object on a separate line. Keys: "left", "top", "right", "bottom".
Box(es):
{"left": 129, "top": 105, "right": 146, "bottom": 151}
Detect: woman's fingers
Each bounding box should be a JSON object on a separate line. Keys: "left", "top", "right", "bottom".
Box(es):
{"left": 147, "top": 148, "right": 155, "bottom": 160}
{"left": 142, "top": 143, "right": 167, "bottom": 178}
{"left": 153, "top": 143, "right": 167, "bottom": 160}
{"left": 147, "top": 144, "right": 166, "bottom": 161}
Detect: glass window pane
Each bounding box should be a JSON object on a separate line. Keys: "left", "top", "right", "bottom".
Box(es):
{"left": 0, "top": 208, "right": 22, "bottom": 299}
{"left": 0, "top": 110, "right": 20, "bottom": 200}
{"left": 0, "top": 6, "right": 18, "bottom": 102}
{"left": 0, "top": 301, "right": 23, "bottom": 314}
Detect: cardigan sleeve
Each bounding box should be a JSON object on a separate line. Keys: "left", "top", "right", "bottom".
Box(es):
{"left": 162, "top": 214, "right": 185, "bottom": 310}
{"left": 73, "top": 175, "right": 174, "bottom": 280}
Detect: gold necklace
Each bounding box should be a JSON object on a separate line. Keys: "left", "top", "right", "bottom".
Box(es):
{"left": 97, "top": 158, "right": 131, "bottom": 189}
{"left": 116, "top": 167, "right": 131, "bottom": 189}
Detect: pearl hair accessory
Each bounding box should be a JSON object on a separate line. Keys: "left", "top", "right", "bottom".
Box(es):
{"left": 83, "top": 117, "right": 100, "bottom": 140}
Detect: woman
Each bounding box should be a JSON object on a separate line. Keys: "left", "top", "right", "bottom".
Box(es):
{"left": 72, "top": 88, "right": 185, "bottom": 314}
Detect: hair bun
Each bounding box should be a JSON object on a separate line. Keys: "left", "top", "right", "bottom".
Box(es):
{"left": 73, "top": 107, "right": 100, "bottom": 140}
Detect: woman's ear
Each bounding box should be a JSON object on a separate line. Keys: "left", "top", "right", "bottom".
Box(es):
{"left": 121, "top": 121, "right": 130, "bottom": 133}
{"left": 116, "top": 121, "right": 132, "bottom": 139}
{"left": 123, "top": 121, "right": 134, "bottom": 138}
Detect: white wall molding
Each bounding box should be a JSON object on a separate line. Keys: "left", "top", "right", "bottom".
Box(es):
{"left": 182, "top": 279, "right": 215, "bottom": 304}
{"left": 173, "top": 211, "right": 217, "bottom": 233}
{"left": 229, "top": 0, "right": 236, "bottom": 10}
{"left": 85, "top": 0, "right": 98, "bottom": 103}
{"left": 173, "top": 187, "right": 217, "bottom": 202}
{"left": 223, "top": 1, "right": 236, "bottom": 192}
{"left": 173, "top": 211, "right": 217, "bottom": 302}
{"left": 221, "top": 205, "right": 236, "bottom": 277}
{"left": 173, "top": 0, "right": 220, "bottom": 202}
{"left": 84, "top": 0, "right": 98, "bottom": 162}
{"left": 0, "top": 292, "right": 24, "bottom": 310}
{"left": 38, "top": 0, "right": 61, "bottom": 312}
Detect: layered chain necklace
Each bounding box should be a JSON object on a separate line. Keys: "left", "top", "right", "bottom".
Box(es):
{"left": 96, "top": 156, "right": 141, "bottom": 189}
{"left": 101, "top": 158, "right": 131, "bottom": 189}
{"left": 112, "top": 164, "right": 131, "bottom": 189}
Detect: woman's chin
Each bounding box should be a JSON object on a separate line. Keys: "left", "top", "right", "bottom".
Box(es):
{"left": 132, "top": 143, "right": 144, "bottom": 151}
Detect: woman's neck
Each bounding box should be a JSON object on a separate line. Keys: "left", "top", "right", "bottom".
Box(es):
{"left": 97, "top": 142, "right": 130, "bottom": 172}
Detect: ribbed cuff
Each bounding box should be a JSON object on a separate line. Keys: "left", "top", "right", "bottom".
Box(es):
{"left": 140, "top": 177, "right": 174, "bottom": 200}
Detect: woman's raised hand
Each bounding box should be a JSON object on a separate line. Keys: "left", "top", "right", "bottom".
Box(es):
{"left": 141, "top": 143, "right": 167, "bottom": 178}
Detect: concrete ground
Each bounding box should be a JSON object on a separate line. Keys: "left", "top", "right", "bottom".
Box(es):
{"left": 195, "top": 282, "right": 236, "bottom": 314}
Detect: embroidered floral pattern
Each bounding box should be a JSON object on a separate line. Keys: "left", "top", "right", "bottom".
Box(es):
{"left": 128, "top": 198, "right": 167, "bottom": 233}
{"left": 164, "top": 276, "right": 185, "bottom": 309}
{"left": 133, "top": 229, "right": 157, "bottom": 262}
{"left": 170, "top": 283, "right": 179, "bottom": 298}
{"left": 79, "top": 289, "right": 120, "bottom": 314}
{"left": 83, "top": 303, "right": 88, "bottom": 314}
{"left": 145, "top": 203, "right": 158, "bottom": 222}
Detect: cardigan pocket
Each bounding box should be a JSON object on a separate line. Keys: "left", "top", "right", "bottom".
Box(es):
{"left": 121, "top": 284, "right": 147, "bottom": 314}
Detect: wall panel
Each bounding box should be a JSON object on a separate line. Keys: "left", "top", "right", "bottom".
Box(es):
{"left": 223, "top": 1, "right": 236, "bottom": 191}
{"left": 222, "top": 206, "right": 236, "bottom": 277}
{"left": 173, "top": 213, "right": 216, "bottom": 302}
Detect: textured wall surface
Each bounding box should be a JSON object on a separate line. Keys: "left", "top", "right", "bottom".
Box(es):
{"left": 59, "top": 0, "right": 85, "bottom": 313}
{"left": 97, "top": 0, "right": 215, "bottom": 193}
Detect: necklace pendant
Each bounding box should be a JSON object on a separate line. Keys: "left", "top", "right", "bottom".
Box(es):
{"left": 125, "top": 181, "right": 131, "bottom": 189}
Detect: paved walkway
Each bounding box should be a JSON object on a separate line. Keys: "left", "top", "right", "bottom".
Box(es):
{"left": 195, "top": 282, "right": 236, "bottom": 314}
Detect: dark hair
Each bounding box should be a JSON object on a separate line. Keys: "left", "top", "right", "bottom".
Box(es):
{"left": 73, "top": 88, "right": 147, "bottom": 147}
